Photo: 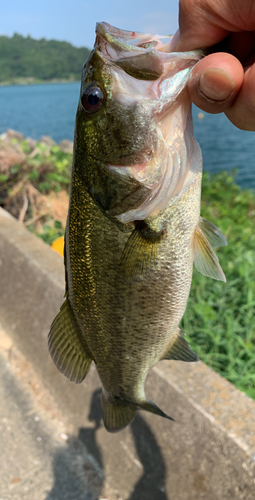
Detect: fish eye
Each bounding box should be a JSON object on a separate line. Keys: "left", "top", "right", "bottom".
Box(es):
{"left": 81, "top": 84, "right": 104, "bottom": 114}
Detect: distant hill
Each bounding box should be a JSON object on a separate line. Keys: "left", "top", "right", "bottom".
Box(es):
{"left": 0, "top": 33, "right": 91, "bottom": 84}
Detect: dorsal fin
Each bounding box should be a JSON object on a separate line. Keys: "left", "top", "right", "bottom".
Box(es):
{"left": 199, "top": 217, "right": 227, "bottom": 248}
{"left": 48, "top": 298, "right": 92, "bottom": 383}
{"left": 193, "top": 226, "right": 226, "bottom": 282}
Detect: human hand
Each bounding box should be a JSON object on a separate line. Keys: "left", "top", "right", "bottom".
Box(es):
{"left": 175, "top": 0, "right": 255, "bottom": 130}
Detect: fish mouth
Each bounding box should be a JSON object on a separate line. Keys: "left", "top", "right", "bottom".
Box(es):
{"left": 91, "top": 23, "right": 204, "bottom": 223}
{"left": 95, "top": 22, "right": 173, "bottom": 56}
{"left": 95, "top": 23, "right": 175, "bottom": 82}
{"left": 94, "top": 22, "right": 203, "bottom": 119}
{"left": 95, "top": 22, "right": 203, "bottom": 84}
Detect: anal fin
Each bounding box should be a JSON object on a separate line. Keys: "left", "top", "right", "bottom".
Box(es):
{"left": 48, "top": 298, "right": 92, "bottom": 383}
{"left": 160, "top": 329, "right": 199, "bottom": 362}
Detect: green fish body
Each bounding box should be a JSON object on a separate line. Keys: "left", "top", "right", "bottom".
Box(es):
{"left": 49, "top": 23, "right": 227, "bottom": 432}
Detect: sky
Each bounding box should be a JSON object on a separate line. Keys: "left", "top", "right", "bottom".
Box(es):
{"left": 0, "top": 0, "right": 179, "bottom": 48}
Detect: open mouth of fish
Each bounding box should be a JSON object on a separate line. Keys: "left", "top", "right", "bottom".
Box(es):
{"left": 91, "top": 23, "right": 203, "bottom": 223}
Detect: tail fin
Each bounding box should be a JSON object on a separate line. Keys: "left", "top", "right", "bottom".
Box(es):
{"left": 101, "top": 393, "right": 174, "bottom": 433}
{"left": 101, "top": 393, "right": 136, "bottom": 433}
{"left": 137, "top": 398, "right": 174, "bottom": 422}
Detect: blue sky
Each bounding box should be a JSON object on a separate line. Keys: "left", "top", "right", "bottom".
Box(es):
{"left": 0, "top": 0, "right": 179, "bottom": 48}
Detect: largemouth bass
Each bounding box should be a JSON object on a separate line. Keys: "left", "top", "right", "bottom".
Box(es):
{"left": 48, "top": 22, "right": 227, "bottom": 432}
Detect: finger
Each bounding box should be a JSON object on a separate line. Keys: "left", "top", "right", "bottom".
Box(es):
{"left": 225, "top": 63, "right": 255, "bottom": 130}
{"left": 176, "top": 0, "right": 231, "bottom": 51}
{"left": 176, "top": 0, "right": 255, "bottom": 52}
{"left": 187, "top": 53, "right": 243, "bottom": 114}
{"left": 216, "top": 31, "right": 255, "bottom": 64}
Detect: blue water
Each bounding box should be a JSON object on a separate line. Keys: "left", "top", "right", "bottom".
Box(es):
{"left": 0, "top": 82, "right": 80, "bottom": 143}
{"left": 193, "top": 109, "right": 255, "bottom": 189}
{"left": 0, "top": 82, "right": 255, "bottom": 189}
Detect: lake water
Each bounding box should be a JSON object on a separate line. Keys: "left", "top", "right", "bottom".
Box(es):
{"left": 0, "top": 81, "right": 255, "bottom": 189}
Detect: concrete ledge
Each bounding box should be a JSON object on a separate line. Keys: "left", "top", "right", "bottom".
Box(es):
{"left": 1, "top": 207, "right": 255, "bottom": 499}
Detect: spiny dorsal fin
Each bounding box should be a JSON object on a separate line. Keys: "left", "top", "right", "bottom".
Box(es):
{"left": 121, "top": 221, "right": 166, "bottom": 276}
{"left": 193, "top": 226, "right": 226, "bottom": 282}
{"left": 161, "top": 329, "right": 199, "bottom": 362}
{"left": 199, "top": 217, "right": 227, "bottom": 248}
{"left": 101, "top": 393, "right": 136, "bottom": 433}
{"left": 48, "top": 298, "right": 92, "bottom": 383}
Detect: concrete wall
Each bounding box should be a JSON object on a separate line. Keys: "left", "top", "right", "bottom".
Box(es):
{"left": 0, "top": 207, "right": 255, "bottom": 499}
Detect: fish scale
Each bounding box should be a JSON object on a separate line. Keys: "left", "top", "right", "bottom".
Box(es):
{"left": 48, "top": 22, "right": 227, "bottom": 432}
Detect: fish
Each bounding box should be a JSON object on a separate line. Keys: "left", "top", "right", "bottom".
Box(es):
{"left": 48, "top": 22, "right": 227, "bottom": 433}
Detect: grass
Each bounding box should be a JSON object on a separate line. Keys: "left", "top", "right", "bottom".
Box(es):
{"left": 181, "top": 171, "right": 255, "bottom": 399}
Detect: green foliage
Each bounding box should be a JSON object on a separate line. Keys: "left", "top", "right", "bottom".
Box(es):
{"left": 0, "top": 140, "right": 72, "bottom": 195}
{"left": 35, "top": 220, "right": 64, "bottom": 245}
{"left": 181, "top": 171, "right": 255, "bottom": 399}
{"left": 0, "top": 33, "right": 90, "bottom": 83}
{"left": 0, "top": 173, "right": 8, "bottom": 182}
{"left": 29, "top": 146, "right": 72, "bottom": 193}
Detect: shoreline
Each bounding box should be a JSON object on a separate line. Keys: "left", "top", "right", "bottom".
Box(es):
{"left": 0, "top": 78, "right": 80, "bottom": 87}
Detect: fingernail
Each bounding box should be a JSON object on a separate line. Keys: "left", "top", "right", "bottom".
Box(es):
{"left": 199, "top": 69, "right": 235, "bottom": 101}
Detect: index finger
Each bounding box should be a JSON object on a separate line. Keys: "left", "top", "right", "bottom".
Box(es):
{"left": 175, "top": 0, "right": 255, "bottom": 51}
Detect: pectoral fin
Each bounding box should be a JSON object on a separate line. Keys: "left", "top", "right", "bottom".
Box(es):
{"left": 199, "top": 217, "right": 227, "bottom": 248}
{"left": 160, "top": 329, "right": 199, "bottom": 362}
{"left": 193, "top": 226, "right": 226, "bottom": 282}
{"left": 121, "top": 220, "right": 166, "bottom": 276}
{"left": 48, "top": 298, "right": 92, "bottom": 383}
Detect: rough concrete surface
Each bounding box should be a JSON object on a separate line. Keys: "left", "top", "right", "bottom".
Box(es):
{"left": 0, "top": 207, "right": 255, "bottom": 499}
{"left": 0, "top": 324, "right": 114, "bottom": 500}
